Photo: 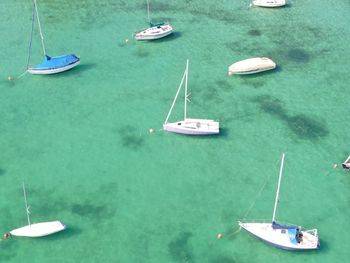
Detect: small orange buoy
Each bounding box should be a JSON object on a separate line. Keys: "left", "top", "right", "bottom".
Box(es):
{"left": 149, "top": 128, "right": 154, "bottom": 134}
{"left": 217, "top": 233, "right": 223, "bottom": 239}
{"left": 3, "top": 233, "right": 9, "bottom": 239}
{"left": 7, "top": 76, "right": 13, "bottom": 81}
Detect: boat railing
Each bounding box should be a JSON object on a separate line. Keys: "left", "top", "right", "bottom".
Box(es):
{"left": 304, "top": 228, "right": 318, "bottom": 237}
{"left": 237, "top": 219, "right": 272, "bottom": 224}
{"left": 238, "top": 219, "right": 312, "bottom": 228}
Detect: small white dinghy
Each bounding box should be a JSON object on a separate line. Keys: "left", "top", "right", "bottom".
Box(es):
{"left": 134, "top": 0, "right": 173, "bottom": 40}
{"left": 10, "top": 183, "right": 66, "bottom": 237}
{"left": 238, "top": 154, "right": 319, "bottom": 250}
{"left": 163, "top": 60, "right": 219, "bottom": 135}
{"left": 10, "top": 221, "right": 66, "bottom": 238}
{"left": 251, "top": 0, "right": 286, "bottom": 8}
{"left": 228, "top": 57, "right": 276, "bottom": 75}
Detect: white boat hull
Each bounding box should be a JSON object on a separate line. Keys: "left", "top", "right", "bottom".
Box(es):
{"left": 239, "top": 222, "right": 319, "bottom": 250}
{"left": 163, "top": 118, "right": 219, "bottom": 135}
{"left": 135, "top": 24, "right": 173, "bottom": 40}
{"left": 228, "top": 57, "right": 276, "bottom": 75}
{"left": 252, "top": 0, "right": 286, "bottom": 7}
{"left": 27, "top": 60, "right": 80, "bottom": 75}
{"left": 10, "top": 221, "right": 66, "bottom": 237}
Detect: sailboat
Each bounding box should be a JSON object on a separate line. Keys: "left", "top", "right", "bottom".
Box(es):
{"left": 134, "top": 0, "right": 173, "bottom": 40}
{"left": 27, "top": 0, "right": 80, "bottom": 75}
{"left": 163, "top": 59, "right": 220, "bottom": 135}
{"left": 238, "top": 154, "right": 319, "bottom": 250}
{"left": 251, "top": 0, "right": 287, "bottom": 8}
{"left": 10, "top": 183, "right": 66, "bottom": 237}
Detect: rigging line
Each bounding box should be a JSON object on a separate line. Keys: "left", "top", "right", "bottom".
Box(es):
{"left": 26, "top": 1, "right": 36, "bottom": 70}
{"left": 33, "top": 0, "right": 46, "bottom": 56}
{"left": 227, "top": 225, "right": 242, "bottom": 238}
{"left": 22, "top": 182, "right": 31, "bottom": 226}
{"left": 241, "top": 158, "right": 280, "bottom": 220}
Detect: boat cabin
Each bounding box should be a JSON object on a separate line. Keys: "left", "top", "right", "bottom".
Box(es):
{"left": 272, "top": 222, "right": 303, "bottom": 244}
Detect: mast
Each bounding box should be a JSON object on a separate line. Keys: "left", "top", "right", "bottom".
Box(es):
{"left": 33, "top": 0, "right": 47, "bottom": 56}
{"left": 164, "top": 68, "right": 187, "bottom": 124}
{"left": 147, "top": 0, "right": 151, "bottom": 24}
{"left": 272, "top": 153, "right": 285, "bottom": 223}
{"left": 184, "top": 59, "right": 189, "bottom": 120}
{"left": 22, "top": 182, "right": 31, "bottom": 226}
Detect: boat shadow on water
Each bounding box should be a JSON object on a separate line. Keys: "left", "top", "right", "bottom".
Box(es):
{"left": 150, "top": 31, "right": 182, "bottom": 43}
{"left": 183, "top": 127, "right": 229, "bottom": 140}
{"left": 237, "top": 66, "right": 282, "bottom": 79}
{"left": 40, "top": 63, "right": 97, "bottom": 78}
{"left": 36, "top": 226, "right": 83, "bottom": 241}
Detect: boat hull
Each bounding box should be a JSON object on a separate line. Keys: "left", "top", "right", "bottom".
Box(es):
{"left": 135, "top": 24, "right": 173, "bottom": 40}
{"left": 252, "top": 0, "right": 286, "bottom": 7}
{"left": 10, "top": 221, "right": 66, "bottom": 237}
{"left": 228, "top": 57, "right": 276, "bottom": 75}
{"left": 28, "top": 55, "right": 80, "bottom": 75}
{"left": 239, "top": 222, "right": 319, "bottom": 250}
{"left": 163, "top": 118, "right": 219, "bottom": 135}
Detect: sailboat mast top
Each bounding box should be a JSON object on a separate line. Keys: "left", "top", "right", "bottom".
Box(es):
{"left": 22, "top": 182, "right": 31, "bottom": 226}
{"left": 184, "top": 59, "right": 189, "bottom": 120}
{"left": 33, "top": 0, "right": 47, "bottom": 56}
{"left": 272, "top": 153, "right": 285, "bottom": 223}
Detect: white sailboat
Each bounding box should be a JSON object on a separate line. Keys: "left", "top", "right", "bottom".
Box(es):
{"left": 163, "top": 60, "right": 220, "bottom": 135}
{"left": 228, "top": 57, "right": 276, "bottom": 75}
{"left": 238, "top": 154, "right": 319, "bottom": 250}
{"left": 134, "top": 0, "right": 173, "bottom": 40}
{"left": 26, "top": 0, "right": 80, "bottom": 75}
{"left": 10, "top": 183, "right": 66, "bottom": 238}
{"left": 251, "top": 0, "right": 287, "bottom": 8}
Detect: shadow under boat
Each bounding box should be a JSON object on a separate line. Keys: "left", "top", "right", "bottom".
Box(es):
{"left": 163, "top": 127, "right": 229, "bottom": 139}
{"left": 142, "top": 31, "right": 182, "bottom": 43}
{"left": 235, "top": 65, "right": 282, "bottom": 79}
{"left": 36, "top": 226, "right": 83, "bottom": 241}
{"left": 38, "top": 62, "right": 97, "bottom": 78}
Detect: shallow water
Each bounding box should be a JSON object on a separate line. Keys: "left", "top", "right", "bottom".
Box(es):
{"left": 0, "top": 0, "right": 350, "bottom": 262}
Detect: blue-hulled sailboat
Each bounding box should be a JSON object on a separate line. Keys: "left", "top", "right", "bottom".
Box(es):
{"left": 238, "top": 153, "right": 319, "bottom": 250}
{"left": 27, "top": 0, "right": 80, "bottom": 75}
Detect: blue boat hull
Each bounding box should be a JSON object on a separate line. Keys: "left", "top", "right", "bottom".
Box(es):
{"left": 28, "top": 54, "right": 80, "bottom": 75}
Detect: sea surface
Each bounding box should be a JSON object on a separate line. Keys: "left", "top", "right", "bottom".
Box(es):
{"left": 0, "top": 0, "right": 350, "bottom": 262}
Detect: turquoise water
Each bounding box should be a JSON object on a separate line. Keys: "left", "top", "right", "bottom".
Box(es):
{"left": 0, "top": 0, "right": 350, "bottom": 262}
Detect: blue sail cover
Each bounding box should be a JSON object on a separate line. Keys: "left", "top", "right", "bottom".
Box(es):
{"left": 272, "top": 222, "right": 299, "bottom": 245}
{"left": 32, "top": 54, "right": 79, "bottom": 70}
{"left": 149, "top": 22, "right": 165, "bottom": 27}
{"left": 272, "top": 222, "right": 299, "bottom": 229}
{"left": 287, "top": 228, "right": 298, "bottom": 245}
